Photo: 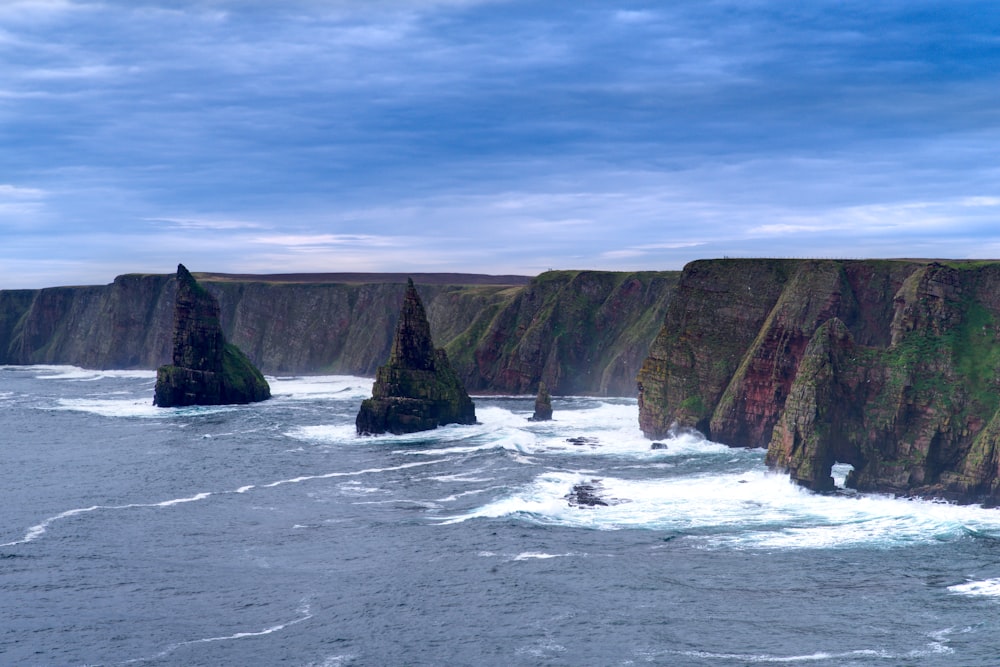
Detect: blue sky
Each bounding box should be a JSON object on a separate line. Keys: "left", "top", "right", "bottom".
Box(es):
{"left": 2, "top": 0, "right": 1000, "bottom": 288}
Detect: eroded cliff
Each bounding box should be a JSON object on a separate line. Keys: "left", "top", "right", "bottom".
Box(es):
{"left": 638, "top": 259, "right": 1000, "bottom": 505}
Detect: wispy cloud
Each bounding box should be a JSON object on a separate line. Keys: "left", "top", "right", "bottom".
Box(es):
{"left": 147, "top": 217, "right": 267, "bottom": 231}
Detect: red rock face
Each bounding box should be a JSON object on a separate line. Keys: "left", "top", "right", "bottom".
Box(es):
{"left": 638, "top": 258, "right": 1000, "bottom": 505}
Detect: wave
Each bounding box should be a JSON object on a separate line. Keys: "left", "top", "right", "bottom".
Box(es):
{"left": 50, "top": 397, "right": 239, "bottom": 418}
{"left": 30, "top": 365, "right": 156, "bottom": 381}
{"left": 268, "top": 375, "right": 372, "bottom": 401}
{"left": 441, "top": 468, "right": 1000, "bottom": 549}
{"left": 2, "top": 459, "right": 448, "bottom": 547}
{"left": 121, "top": 598, "right": 314, "bottom": 664}
{"left": 290, "top": 402, "right": 731, "bottom": 463}
{"left": 949, "top": 578, "right": 1000, "bottom": 598}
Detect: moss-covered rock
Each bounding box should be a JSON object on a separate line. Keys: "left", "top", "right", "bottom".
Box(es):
{"left": 153, "top": 265, "right": 270, "bottom": 407}
{"left": 356, "top": 279, "right": 476, "bottom": 435}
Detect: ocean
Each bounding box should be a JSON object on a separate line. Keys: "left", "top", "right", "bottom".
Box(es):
{"left": 3, "top": 365, "right": 1000, "bottom": 666}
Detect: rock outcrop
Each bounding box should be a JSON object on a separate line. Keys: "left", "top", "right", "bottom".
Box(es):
{"left": 154, "top": 265, "right": 270, "bottom": 407}
{"left": 356, "top": 279, "right": 476, "bottom": 435}
{"left": 638, "top": 259, "right": 1000, "bottom": 505}
{"left": 531, "top": 381, "right": 553, "bottom": 421}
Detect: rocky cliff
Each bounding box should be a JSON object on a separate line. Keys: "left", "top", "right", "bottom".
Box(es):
{"left": 0, "top": 270, "right": 676, "bottom": 397}
{"left": 453, "top": 270, "right": 678, "bottom": 395}
{"left": 154, "top": 265, "right": 270, "bottom": 407}
{"left": 356, "top": 279, "right": 476, "bottom": 435}
{"left": 638, "top": 259, "right": 1000, "bottom": 505}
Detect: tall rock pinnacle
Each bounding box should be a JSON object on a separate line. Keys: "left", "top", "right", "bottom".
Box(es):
{"left": 356, "top": 279, "right": 476, "bottom": 435}
{"left": 153, "top": 264, "right": 270, "bottom": 407}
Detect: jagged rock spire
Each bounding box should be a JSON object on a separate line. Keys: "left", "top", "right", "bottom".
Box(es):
{"left": 171, "top": 264, "right": 224, "bottom": 372}
{"left": 388, "top": 278, "right": 436, "bottom": 371}
{"left": 154, "top": 264, "right": 270, "bottom": 407}
{"left": 356, "top": 278, "right": 476, "bottom": 435}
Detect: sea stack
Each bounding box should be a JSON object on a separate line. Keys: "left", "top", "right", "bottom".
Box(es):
{"left": 531, "top": 381, "right": 553, "bottom": 421}
{"left": 153, "top": 264, "right": 270, "bottom": 407}
{"left": 356, "top": 278, "right": 476, "bottom": 435}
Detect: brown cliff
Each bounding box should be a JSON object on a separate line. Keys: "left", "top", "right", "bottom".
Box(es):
{"left": 638, "top": 259, "right": 1000, "bottom": 505}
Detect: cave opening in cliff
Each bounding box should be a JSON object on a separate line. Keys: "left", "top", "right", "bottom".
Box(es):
{"left": 831, "top": 462, "right": 855, "bottom": 489}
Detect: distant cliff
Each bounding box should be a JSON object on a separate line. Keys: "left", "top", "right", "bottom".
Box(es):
{"left": 637, "top": 258, "right": 1000, "bottom": 505}
{"left": 0, "top": 270, "right": 677, "bottom": 397}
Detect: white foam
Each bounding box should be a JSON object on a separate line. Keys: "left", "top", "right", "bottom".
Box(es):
{"left": 51, "top": 397, "right": 238, "bottom": 419}
{"left": 33, "top": 366, "right": 156, "bottom": 381}
{"left": 512, "top": 552, "right": 570, "bottom": 561}
{"left": 286, "top": 423, "right": 358, "bottom": 443}
{"left": 441, "top": 467, "right": 1000, "bottom": 549}
{"left": 949, "top": 578, "right": 1000, "bottom": 598}
{"left": 268, "top": 375, "right": 372, "bottom": 401}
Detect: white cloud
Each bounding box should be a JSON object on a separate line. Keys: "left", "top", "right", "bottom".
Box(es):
{"left": 147, "top": 217, "right": 266, "bottom": 231}
{"left": 250, "top": 233, "right": 401, "bottom": 248}
{"left": 0, "top": 184, "right": 46, "bottom": 199}
{"left": 23, "top": 64, "right": 136, "bottom": 80}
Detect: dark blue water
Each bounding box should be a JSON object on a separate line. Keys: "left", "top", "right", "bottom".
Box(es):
{"left": 3, "top": 366, "right": 1000, "bottom": 666}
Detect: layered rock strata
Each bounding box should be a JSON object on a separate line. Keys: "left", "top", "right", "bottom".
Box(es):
{"left": 154, "top": 265, "right": 270, "bottom": 407}
{"left": 356, "top": 279, "right": 476, "bottom": 435}
{"left": 638, "top": 259, "right": 1000, "bottom": 505}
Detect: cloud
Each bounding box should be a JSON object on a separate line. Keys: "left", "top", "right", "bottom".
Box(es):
{"left": 2, "top": 0, "right": 1000, "bottom": 287}
{"left": 147, "top": 217, "right": 266, "bottom": 231}
{"left": 249, "top": 234, "right": 402, "bottom": 249}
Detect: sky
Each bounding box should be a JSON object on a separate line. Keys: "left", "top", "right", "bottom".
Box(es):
{"left": 2, "top": 0, "right": 1000, "bottom": 288}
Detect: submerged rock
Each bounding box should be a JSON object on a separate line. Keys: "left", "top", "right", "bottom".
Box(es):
{"left": 566, "top": 479, "right": 625, "bottom": 508}
{"left": 153, "top": 264, "right": 270, "bottom": 407}
{"left": 356, "top": 279, "right": 476, "bottom": 435}
{"left": 530, "top": 381, "right": 553, "bottom": 421}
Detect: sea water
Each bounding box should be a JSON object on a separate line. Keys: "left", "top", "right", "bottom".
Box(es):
{"left": 3, "top": 365, "right": 1000, "bottom": 666}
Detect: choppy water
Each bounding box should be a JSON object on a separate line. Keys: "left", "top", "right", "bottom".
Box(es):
{"left": 3, "top": 365, "right": 1000, "bottom": 665}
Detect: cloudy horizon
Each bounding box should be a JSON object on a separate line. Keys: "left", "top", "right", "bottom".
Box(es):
{"left": 3, "top": 0, "right": 1000, "bottom": 288}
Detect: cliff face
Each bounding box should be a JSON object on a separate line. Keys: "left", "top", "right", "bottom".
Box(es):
{"left": 638, "top": 259, "right": 1000, "bottom": 505}
{"left": 356, "top": 279, "right": 476, "bottom": 435}
{"left": 0, "top": 270, "right": 676, "bottom": 397}
{"left": 455, "top": 270, "right": 678, "bottom": 395}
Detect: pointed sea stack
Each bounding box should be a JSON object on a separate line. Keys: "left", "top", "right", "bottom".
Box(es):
{"left": 153, "top": 264, "right": 270, "bottom": 407}
{"left": 531, "top": 381, "right": 553, "bottom": 421}
{"left": 356, "top": 279, "right": 476, "bottom": 435}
